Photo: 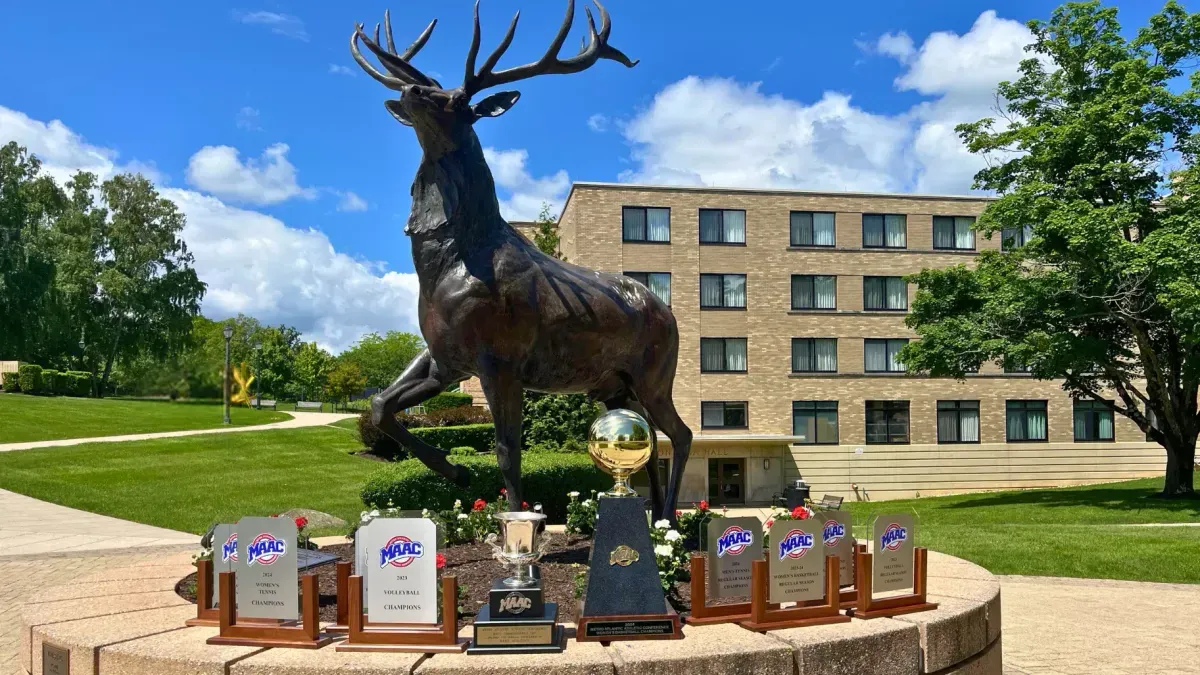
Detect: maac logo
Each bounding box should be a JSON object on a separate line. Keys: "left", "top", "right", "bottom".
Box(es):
{"left": 777, "top": 529, "right": 815, "bottom": 560}
{"left": 822, "top": 520, "right": 846, "bottom": 547}
{"left": 880, "top": 523, "right": 908, "bottom": 551}
{"left": 379, "top": 536, "right": 424, "bottom": 568}
{"left": 499, "top": 592, "right": 532, "bottom": 615}
{"left": 246, "top": 533, "right": 286, "bottom": 566}
{"left": 716, "top": 526, "right": 753, "bottom": 557}
{"left": 221, "top": 533, "right": 238, "bottom": 563}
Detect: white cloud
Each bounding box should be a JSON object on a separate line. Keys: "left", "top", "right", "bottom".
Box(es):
{"left": 328, "top": 64, "right": 356, "bottom": 77}
{"left": 235, "top": 106, "right": 262, "bottom": 131}
{"left": 0, "top": 104, "right": 419, "bottom": 353}
{"left": 185, "top": 143, "right": 316, "bottom": 206}
{"left": 586, "top": 113, "right": 609, "bottom": 132}
{"left": 233, "top": 10, "right": 308, "bottom": 41}
{"left": 482, "top": 147, "right": 570, "bottom": 222}
{"left": 337, "top": 191, "right": 368, "bottom": 212}
{"left": 619, "top": 10, "right": 1037, "bottom": 195}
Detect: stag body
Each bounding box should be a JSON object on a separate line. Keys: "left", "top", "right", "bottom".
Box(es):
{"left": 355, "top": 2, "right": 693, "bottom": 520}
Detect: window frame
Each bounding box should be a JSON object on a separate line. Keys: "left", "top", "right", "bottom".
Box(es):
{"left": 623, "top": 271, "right": 672, "bottom": 306}
{"left": 863, "top": 276, "right": 908, "bottom": 311}
{"left": 791, "top": 338, "right": 838, "bottom": 373}
{"left": 698, "top": 208, "right": 747, "bottom": 245}
{"left": 790, "top": 274, "right": 837, "bottom": 310}
{"left": 700, "top": 337, "right": 749, "bottom": 373}
{"left": 937, "top": 400, "right": 981, "bottom": 444}
{"left": 792, "top": 400, "right": 839, "bottom": 444}
{"left": 621, "top": 206, "right": 671, "bottom": 244}
{"left": 1006, "top": 399, "right": 1049, "bottom": 443}
{"left": 789, "top": 211, "right": 836, "bottom": 248}
{"left": 1002, "top": 224, "right": 1035, "bottom": 251}
{"left": 862, "top": 213, "right": 908, "bottom": 249}
{"left": 932, "top": 216, "right": 977, "bottom": 251}
{"left": 1073, "top": 399, "right": 1115, "bottom": 442}
{"left": 701, "top": 400, "right": 749, "bottom": 429}
{"left": 699, "top": 273, "right": 747, "bottom": 310}
{"left": 864, "top": 338, "right": 908, "bottom": 373}
{"left": 865, "top": 400, "right": 910, "bottom": 445}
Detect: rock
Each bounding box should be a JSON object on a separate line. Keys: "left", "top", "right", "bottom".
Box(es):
{"left": 280, "top": 508, "right": 347, "bottom": 529}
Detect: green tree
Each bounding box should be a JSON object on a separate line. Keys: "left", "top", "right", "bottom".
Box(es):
{"left": 900, "top": 0, "right": 1200, "bottom": 498}
{"left": 532, "top": 202, "right": 564, "bottom": 260}
{"left": 326, "top": 361, "right": 368, "bottom": 404}
{"left": 521, "top": 391, "right": 602, "bottom": 451}
{"left": 338, "top": 331, "right": 424, "bottom": 389}
{"left": 292, "top": 341, "right": 333, "bottom": 400}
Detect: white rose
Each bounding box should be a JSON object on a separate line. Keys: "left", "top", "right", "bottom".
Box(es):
{"left": 568, "top": 491, "right": 580, "bottom": 498}
{"left": 654, "top": 519, "right": 670, "bottom": 530}
{"left": 457, "top": 513, "right": 469, "bottom": 520}
{"left": 582, "top": 499, "right": 593, "bottom": 507}
{"left": 421, "top": 508, "right": 430, "bottom": 518}
{"left": 664, "top": 530, "right": 680, "bottom": 542}
{"left": 654, "top": 544, "right": 673, "bottom": 557}
{"left": 369, "top": 509, "right": 380, "bottom": 517}
{"left": 454, "top": 499, "right": 462, "bottom": 509}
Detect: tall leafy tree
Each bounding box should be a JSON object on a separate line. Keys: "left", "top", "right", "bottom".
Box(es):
{"left": 900, "top": 0, "right": 1200, "bottom": 497}
{"left": 292, "top": 341, "right": 334, "bottom": 400}
{"left": 326, "top": 361, "right": 368, "bottom": 404}
{"left": 338, "top": 331, "right": 424, "bottom": 389}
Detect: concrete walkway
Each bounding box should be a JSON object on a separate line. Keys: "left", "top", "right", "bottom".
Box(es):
{"left": 0, "top": 410, "right": 356, "bottom": 453}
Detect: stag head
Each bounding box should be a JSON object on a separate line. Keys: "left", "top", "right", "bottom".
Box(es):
{"left": 351, "top": 0, "right": 637, "bottom": 146}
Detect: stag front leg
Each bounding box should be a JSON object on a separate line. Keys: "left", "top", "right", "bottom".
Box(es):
{"left": 635, "top": 391, "right": 693, "bottom": 525}
{"left": 481, "top": 372, "right": 524, "bottom": 512}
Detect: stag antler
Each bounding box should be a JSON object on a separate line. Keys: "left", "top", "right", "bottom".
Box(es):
{"left": 350, "top": 9, "right": 441, "bottom": 90}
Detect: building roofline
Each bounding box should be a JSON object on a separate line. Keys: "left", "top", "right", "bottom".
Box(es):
{"left": 559, "top": 181, "right": 996, "bottom": 221}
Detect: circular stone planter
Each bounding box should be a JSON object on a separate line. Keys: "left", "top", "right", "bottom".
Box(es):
{"left": 20, "top": 549, "right": 1001, "bottom": 675}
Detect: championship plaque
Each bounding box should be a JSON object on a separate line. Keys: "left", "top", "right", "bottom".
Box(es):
{"left": 365, "top": 518, "right": 437, "bottom": 624}
{"left": 210, "top": 523, "right": 237, "bottom": 608}
{"left": 817, "top": 510, "right": 855, "bottom": 586}
{"left": 767, "top": 519, "right": 824, "bottom": 603}
{"left": 42, "top": 643, "right": 69, "bottom": 675}
{"left": 872, "top": 513, "right": 915, "bottom": 593}
{"left": 355, "top": 520, "right": 370, "bottom": 612}
{"left": 706, "top": 516, "right": 762, "bottom": 599}
{"left": 235, "top": 516, "right": 299, "bottom": 620}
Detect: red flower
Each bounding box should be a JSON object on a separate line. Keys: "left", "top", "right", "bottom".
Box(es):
{"left": 473, "top": 499, "right": 487, "bottom": 512}
{"left": 765, "top": 517, "right": 775, "bottom": 529}
{"left": 675, "top": 510, "right": 682, "bottom": 518}
{"left": 791, "top": 506, "right": 809, "bottom": 520}
{"left": 698, "top": 500, "right": 709, "bottom": 511}
{"left": 521, "top": 501, "right": 529, "bottom": 510}
{"left": 500, "top": 488, "right": 507, "bottom": 495}
{"left": 436, "top": 552, "right": 446, "bottom": 569}
{"left": 294, "top": 516, "right": 309, "bottom": 529}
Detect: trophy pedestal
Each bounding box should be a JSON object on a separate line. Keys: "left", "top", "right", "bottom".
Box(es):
{"left": 468, "top": 574, "right": 565, "bottom": 654}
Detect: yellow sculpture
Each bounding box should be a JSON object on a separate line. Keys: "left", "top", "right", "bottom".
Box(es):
{"left": 230, "top": 362, "right": 256, "bottom": 406}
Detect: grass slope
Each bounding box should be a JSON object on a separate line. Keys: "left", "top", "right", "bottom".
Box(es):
{"left": 0, "top": 394, "right": 291, "bottom": 443}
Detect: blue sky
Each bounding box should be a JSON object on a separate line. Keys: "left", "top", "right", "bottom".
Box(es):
{"left": 0, "top": 0, "right": 1168, "bottom": 350}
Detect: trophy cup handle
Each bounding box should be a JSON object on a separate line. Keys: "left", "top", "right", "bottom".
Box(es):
{"left": 485, "top": 532, "right": 503, "bottom": 559}
{"left": 536, "top": 530, "right": 553, "bottom": 557}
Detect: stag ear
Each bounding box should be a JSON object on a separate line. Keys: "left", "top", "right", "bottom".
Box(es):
{"left": 472, "top": 91, "right": 520, "bottom": 119}
{"left": 384, "top": 100, "right": 414, "bottom": 127}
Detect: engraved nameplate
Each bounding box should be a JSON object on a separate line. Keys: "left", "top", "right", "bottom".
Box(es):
{"left": 42, "top": 643, "right": 69, "bottom": 675}
{"left": 583, "top": 619, "right": 674, "bottom": 638}
{"left": 475, "top": 624, "right": 554, "bottom": 646}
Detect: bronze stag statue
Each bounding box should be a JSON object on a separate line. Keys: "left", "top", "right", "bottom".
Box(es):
{"left": 352, "top": 1, "right": 693, "bottom": 520}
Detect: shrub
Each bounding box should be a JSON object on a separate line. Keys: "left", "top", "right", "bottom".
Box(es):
{"left": 1, "top": 371, "right": 20, "bottom": 392}
{"left": 64, "top": 371, "right": 93, "bottom": 397}
{"left": 565, "top": 490, "right": 599, "bottom": 536}
{"left": 425, "top": 391, "right": 474, "bottom": 411}
{"left": 396, "top": 406, "right": 492, "bottom": 428}
{"left": 522, "top": 392, "right": 602, "bottom": 449}
{"left": 360, "top": 453, "right": 610, "bottom": 522}
{"left": 18, "top": 364, "right": 43, "bottom": 394}
{"left": 449, "top": 446, "right": 477, "bottom": 456}
{"left": 41, "top": 369, "right": 66, "bottom": 395}
{"left": 356, "top": 412, "right": 494, "bottom": 459}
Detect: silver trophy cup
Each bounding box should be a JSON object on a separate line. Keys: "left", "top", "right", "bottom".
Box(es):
{"left": 485, "top": 511, "right": 550, "bottom": 588}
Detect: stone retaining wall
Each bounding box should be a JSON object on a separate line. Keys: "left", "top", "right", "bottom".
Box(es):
{"left": 20, "top": 550, "right": 1001, "bottom": 675}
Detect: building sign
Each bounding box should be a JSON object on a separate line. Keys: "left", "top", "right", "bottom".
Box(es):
{"left": 767, "top": 519, "right": 824, "bottom": 603}
{"left": 365, "top": 518, "right": 438, "bottom": 624}
{"left": 235, "top": 516, "right": 298, "bottom": 620}
{"left": 872, "top": 513, "right": 916, "bottom": 593}
{"left": 705, "top": 516, "right": 762, "bottom": 599}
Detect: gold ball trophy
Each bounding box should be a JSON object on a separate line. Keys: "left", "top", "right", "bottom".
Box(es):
{"left": 576, "top": 409, "right": 683, "bottom": 641}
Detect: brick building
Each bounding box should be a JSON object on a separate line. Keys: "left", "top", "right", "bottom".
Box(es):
{"left": 466, "top": 182, "right": 1164, "bottom": 505}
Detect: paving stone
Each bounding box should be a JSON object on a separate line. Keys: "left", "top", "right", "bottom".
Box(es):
{"left": 28, "top": 577, "right": 183, "bottom": 603}
{"left": 232, "top": 642, "right": 425, "bottom": 675}
{"left": 607, "top": 622, "right": 792, "bottom": 675}
{"left": 415, "top": 624, "right": 611, "bottom": 675}
{"left": 98, "top": 626, "right": 264, "bottom": 675}
{"left": 771, "top": 617, "right": 920, "bottom": 675}
{"left": 891, "top": 597, "right": 988, "bottom": 673}
{"left": 30, "top": 605, "right": 194, "bottom": 675}
{"left": 934, "top": 636, "right": 1001, "bottom": 675}
{"left": 925, "top": 577, "right": 1001, "bottom": 646}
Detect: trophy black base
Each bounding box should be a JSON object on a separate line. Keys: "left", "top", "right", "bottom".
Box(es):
{"left": 576, "top": 604, "right": 684, "bottom": 642}
{"left": 467, "top": 603, "right": 565, "bottom": 654}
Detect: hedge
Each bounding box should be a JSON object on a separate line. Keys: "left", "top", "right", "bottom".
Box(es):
{"left": 18, "top": 364, "right": 43, "bottom": 394}
{"left": 357, "top": 412, "right": 494, "bottom": 459}
{"left": 1, "top": 371, "right": 19, "bottom": 392}
{"left": 361, "top": 453, "right": 610, "bottom": 522}
{"left": 64, "top": 371, "right": 94, "bottom": 397}
{"left": 425, "top": 391, "right": 474, "bottom": 411}
{"left": 42, "top": 369, "right": 65, "bottom": 395}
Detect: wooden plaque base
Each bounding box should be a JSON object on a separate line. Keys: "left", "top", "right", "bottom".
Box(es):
{"left": 185, "top": 558, "right": 219, "bottom": 627}
{"left": 851, "top": 547, "right": 939, "bottom": 619}
{"left": 740, "top": 555, "right": 851, "bottom": 632}
{"left": 796, "top": 542, "right": 864, "bottom": 611}
{"left": 686, "top": 553, "right": 776, "bottom": 625}
{"left": 327, "top": 561, "right": 353, "bottom": 634}
{"left": 335, "top": 574, "right": 468, "bottom": 653}
{"left": 576, "top": 606, "right": 683, "bottom": 642}
{"left": 206, "top": 571, "right": 333, "bottom": 649}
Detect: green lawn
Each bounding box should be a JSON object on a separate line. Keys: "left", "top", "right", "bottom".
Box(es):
{"left": 0, "top": 394, "right": 291, "bottom": 442}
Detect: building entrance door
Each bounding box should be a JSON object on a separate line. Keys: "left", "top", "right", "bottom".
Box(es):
{"left": 707, "top": 458, "right": 745, "bottom": 506}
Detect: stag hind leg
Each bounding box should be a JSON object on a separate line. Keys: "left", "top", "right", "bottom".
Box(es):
{"left": 604, "top": 396, "right": 666, "bottom": 520}
{"left": 631, "top": 387, "right": 693, "bottom": 525}
{"left": 479, "top": 371, "right": 524, "bottom": 512}
{"left": 370, "top": 349, "right": 469, "bottom": 487}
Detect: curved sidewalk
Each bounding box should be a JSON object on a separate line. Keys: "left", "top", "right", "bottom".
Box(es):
{"left": 0, "top": 411, "right": 357, "bottom": 453}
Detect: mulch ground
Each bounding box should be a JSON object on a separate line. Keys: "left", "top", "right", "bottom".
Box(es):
{"left": 177, "top": 533, "right": 695, "bottom": 624}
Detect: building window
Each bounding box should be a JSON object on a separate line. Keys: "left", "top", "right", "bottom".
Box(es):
{"left": 702, "top": 401, "right": 748, "bottom": 429}
{"left": 864, "top": 276, "right": 907, "bottom": 311}
{"left": 866, "top": 400, "right": 910, "bottom": 444}
{"left": 701, "top": 338, "right": 748, "bottom": 373}
{"left": 1074, "top": 400, "right": 1114, "bottom": 442}
{"left": 1006, "top": 400, "right": 1048, "bottom": 442}
{"left": 700, "top": 274, "right": 747, "bottom": 309}
{"left": 622, "top": 206, "right": 670, "bottom": 243}
{"left": 1003, "top": 361, "right": 1031, "bottom": 374}
{"left": 793, "top": 401, "right": 839, "bottom": 444}
{"left": 937, "top": 400, "right": 980, "bottom": 443}
{"left": 1002, "top": 224, "right": 1035, "bottom": 251}
{"left": 699, "top": 209, "right": 746, "bottom": 244}
{"left": 623, "top": 272, "right": 671, "bottom": 306}
{"left": 865, "top": 338, "right": 907, "bottom": 373}
{"left": 792, "top": 338, "right": 838, "bottom": 373}
{"left": 790, "top": 212, "right": 835, "bottom": 247}
{"left": 791, "top": 275, "right": 837, "bottom": 310}
{"left": 933, "top": 216, "right": 976, "bottom": 251}
{"left": 863, "top": 214, "right": 907, "bottom": 249}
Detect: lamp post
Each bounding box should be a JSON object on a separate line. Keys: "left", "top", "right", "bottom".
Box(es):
{"left": 222, "top": 323, "right": 234, "bottom": 425}
{"left": 253, "top": 342, "right": 262, "bottom": 409}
